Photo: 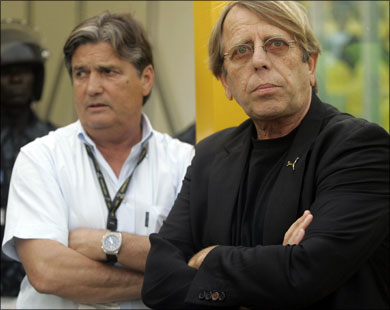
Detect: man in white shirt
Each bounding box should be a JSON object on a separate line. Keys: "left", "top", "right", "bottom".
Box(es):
{"left": 2, "top": 11, "right": 194, "bottom": 309}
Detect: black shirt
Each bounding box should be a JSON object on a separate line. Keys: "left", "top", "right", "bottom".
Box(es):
{"left": 233, "top": 127, "right": 297, "bottom": 246}
{"left": 1, "top": 111, "right": 55, "bottom": 296}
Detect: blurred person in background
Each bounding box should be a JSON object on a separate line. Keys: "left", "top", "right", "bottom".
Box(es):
{"left": 175, "top": 123, "right": 196, "bottom": 145}
{"left": 1, "top": 19, "right": 55, "bottom": 299}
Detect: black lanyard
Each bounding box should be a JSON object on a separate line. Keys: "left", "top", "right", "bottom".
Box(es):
{"left": 85, "top": 143, "right": 148, "bottom": 231}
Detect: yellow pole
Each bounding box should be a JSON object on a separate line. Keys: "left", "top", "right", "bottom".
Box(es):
{"left": 193, "top": 1, "right": 248, "bottom": 142}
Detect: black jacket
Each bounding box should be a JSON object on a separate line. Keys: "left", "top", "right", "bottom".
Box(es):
{"left": 142, "top": 95, "right": 389, "bottom": 309}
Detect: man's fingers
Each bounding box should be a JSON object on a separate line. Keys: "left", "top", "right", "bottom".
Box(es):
{"left": 283, "top": 210, "right": 308, "bottom": 243}
{"left": 188, "top": 245, "right": 217, "bottom": 270}
{"left": 283, "top": 210, "right": 313, "bottom": 246}
{"left": 291, "top": 212, "right": 313, "bottom": 244}
{"left": 301, "top": 212, "right": 313, "bottom": 231}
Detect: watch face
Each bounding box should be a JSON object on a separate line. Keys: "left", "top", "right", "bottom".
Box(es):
{"left": 103, "top": 234, "right": 120, "bottom": 252}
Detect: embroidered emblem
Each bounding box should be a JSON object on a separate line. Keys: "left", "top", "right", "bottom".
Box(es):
{"left": 286, "top": 157, "right": 299, "bottom": 171}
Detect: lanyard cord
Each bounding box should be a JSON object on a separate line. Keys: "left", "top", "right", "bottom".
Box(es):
{"left": 85, "top": 143, "right": 148, "bottom": 231}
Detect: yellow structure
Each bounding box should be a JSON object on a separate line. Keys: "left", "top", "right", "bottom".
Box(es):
{"left": 193, "top": 1, "right": 248, "bottom": 142}
{"left": 193, "top": 1, "right": 389, "bottom": 140}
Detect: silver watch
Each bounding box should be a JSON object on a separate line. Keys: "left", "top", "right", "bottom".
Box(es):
{"left": 101, "top": 231, "right": 122, "bottom": 263}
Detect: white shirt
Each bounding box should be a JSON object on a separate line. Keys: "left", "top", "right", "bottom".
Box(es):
{"left": 2, "top": 114, "right": 194, "bottom": 309}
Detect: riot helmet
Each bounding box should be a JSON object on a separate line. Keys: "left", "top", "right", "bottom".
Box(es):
{"left": 1, "top": 19, "right": 49, "bottom": 101}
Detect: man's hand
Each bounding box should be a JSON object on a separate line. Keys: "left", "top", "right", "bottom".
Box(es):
{"left": 186, "top": 210, "right": 313, "bottom": 271}
{"left": 283, "top": 210, "right": 313, "bottom": 246}
{"left": 69, "top": 228, "right": 108, "bottom": 261}
{"left": 188, "top": 245, "right": 218, "bottom": 270}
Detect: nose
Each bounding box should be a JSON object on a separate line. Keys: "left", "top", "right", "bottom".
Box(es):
{"left": 86, "top": 72, "right": 103, "bottom": 96}
{"left": 9, "top": 71, "right": 24, "bottom": 84}
{"left": 251, "top": 45, "right": 272, "bottom": 71}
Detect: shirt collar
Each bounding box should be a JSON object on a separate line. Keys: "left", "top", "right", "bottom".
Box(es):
{"left": 77, "top": 113, "right": 154, "bottom": 151}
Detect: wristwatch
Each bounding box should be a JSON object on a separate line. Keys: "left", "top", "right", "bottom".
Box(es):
{"left": 101, "top": 231, "right": 122, "bottom": 264}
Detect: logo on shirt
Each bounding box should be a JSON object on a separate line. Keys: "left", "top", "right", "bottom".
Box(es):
{"left": 286, "top": 157, "right": 299, "bottom": 171}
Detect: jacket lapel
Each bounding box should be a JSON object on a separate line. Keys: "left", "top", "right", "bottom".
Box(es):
{"left": 263, "top": 95, "right": 327, "bottom": 245}
{"left": 205, "top": 120, "right": 253, "bottom": 245}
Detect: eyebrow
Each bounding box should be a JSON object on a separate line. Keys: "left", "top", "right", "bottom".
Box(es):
{"left": 72, "top": 65, "right": 87, "bottom": 72}
{"left": 231, "top": 38, "right": 253, "bottom": 46}
{"left": 72, "top": 64, "right": 120, "bottom": 72}
{"left": 230, "top": 35, "right": 289, "bottom": 47}
{"left": 96, "top": 65, "right": 119, "bottom": 71}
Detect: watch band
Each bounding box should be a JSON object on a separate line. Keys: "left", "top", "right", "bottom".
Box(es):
{"left": 106, "top": 253, "right": 118, "bottom": 264}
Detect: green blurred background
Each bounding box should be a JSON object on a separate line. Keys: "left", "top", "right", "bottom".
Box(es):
{"left": 303, "top": 1, "right": 389, "bottom": 131}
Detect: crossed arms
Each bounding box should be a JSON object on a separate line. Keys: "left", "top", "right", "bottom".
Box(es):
{"left": 15, "top": 231, "right": 149, "bottom": 303}
{"left": 15, "top": 211, "right": 311, "bottom": 304}
{"left": 142, "top": 121, "right": 389, "bottom": 309}
{"left": 187, "top": 210, "right": 313, "bottom": 270}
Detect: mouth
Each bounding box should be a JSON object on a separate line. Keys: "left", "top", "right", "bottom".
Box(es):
{"left": 251, "top": 83, "right": 280, "bottom": 93}
{"left": 8, "top": 91, "right": 28, "bottom": 99}
{"left": 87, "top": 102, "right": 108, "bottom": 109}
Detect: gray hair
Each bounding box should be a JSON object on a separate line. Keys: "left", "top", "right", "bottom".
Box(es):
{"left": 63, "top": 11, "right": 153, "bottom": 103}
{"left": 209, "top": 1, "right": 321, "bottom": 92}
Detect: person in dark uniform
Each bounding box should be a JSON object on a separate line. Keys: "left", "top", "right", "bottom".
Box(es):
{"left": 1, "top": 19, "right": 55, "bottom": 297}
{"left": 175, "top": 123, "right": 196, "bottom": 145}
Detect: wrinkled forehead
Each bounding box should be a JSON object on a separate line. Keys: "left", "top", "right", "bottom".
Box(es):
{"left": 71, "top": 41, "right": 118, "bottom": 64}
{"left": 221, "top": 5, "right": 290, "bottom": 49}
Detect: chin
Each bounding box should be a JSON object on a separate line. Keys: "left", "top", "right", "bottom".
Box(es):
{"left": 84, "top": 116, "right": 113, "bottom": 128}
{"left": 89, "top": 123, "right": 110, "bottom": 130}
{"left": 244, "top": 99, "right": 285, "bottom": 119}
{"left": 83, "top": 120, "right": 111, "bottom": 130}
{"left": 5, "top": 100, "right": 31, "bottom": 107}
{"left": 249, "top": 108, "right": 286, "bottom": 121}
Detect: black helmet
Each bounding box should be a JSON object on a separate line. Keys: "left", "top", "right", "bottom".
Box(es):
{"left": 1, "top": 19, "right": 49, "bottom": 101}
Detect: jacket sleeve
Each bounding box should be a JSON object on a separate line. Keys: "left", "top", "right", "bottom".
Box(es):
{"left": 143, "top": 162, "right": 222, "bottom": 309}
{"left": 142, "top": 120, "right": 389, "bottom": 309}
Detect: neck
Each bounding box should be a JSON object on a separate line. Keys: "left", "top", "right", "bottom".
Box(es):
{"left": 253, "top": 118, "right": 301, "bottom": 140}
{"left": 1, "top": 106, "right": 34, "bottom": 130}
{"left": 87, "top": 124, "right": 143, "bottom": 178}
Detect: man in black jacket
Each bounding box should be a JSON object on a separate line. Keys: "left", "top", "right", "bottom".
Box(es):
{"left": 142, "top": 1, "right": 389, "bottom": 309}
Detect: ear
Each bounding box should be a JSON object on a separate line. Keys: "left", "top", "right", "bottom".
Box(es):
{"left": 140, "top": 64, "right": 154, "bottom": 96}
{"left": 307, "top": 53, "right": 318, "bottom": 87}
{"left": 220, "top": 72, "right": 233, "bottom": 101}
